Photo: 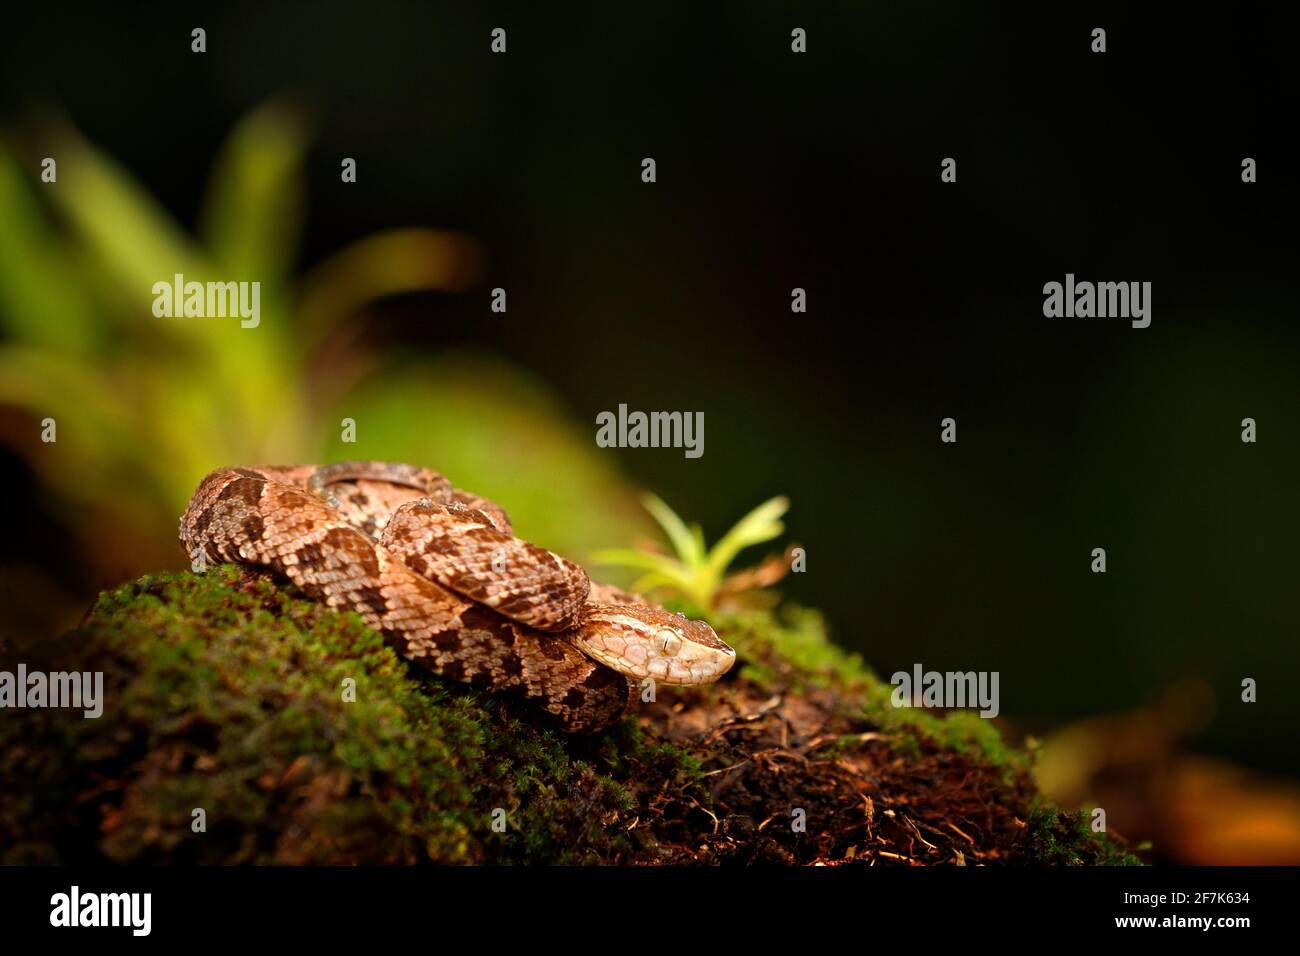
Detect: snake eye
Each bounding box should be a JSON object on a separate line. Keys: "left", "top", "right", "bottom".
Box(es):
{"left": 657, "top": 628, "right": 682, "bottom": 656}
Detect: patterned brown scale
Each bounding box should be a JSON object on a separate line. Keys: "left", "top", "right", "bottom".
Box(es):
{"left": 179, "top": 463, "right": 736, "bottom": 732}
{"left": 380, "top": 498, "right": 590, "bottom": 631}
{"left": 449, "top": 491, "right": 513, "bottom": 535}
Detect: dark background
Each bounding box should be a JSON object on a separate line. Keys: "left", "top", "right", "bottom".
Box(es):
{"left": 2, "top": 3, "right": 1296, "bottom": 776}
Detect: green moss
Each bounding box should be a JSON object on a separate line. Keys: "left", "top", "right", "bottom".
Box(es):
{"left": 720, "top": 603, "right": 871, "bottom": 692}
{"left": 0, "top": 567, "right": 1132, "bottom": 865}
{"left": 0, "top": 567, "right": 653, "bottom": 864}
{"left": 718, "top": 603, "right": 1028, "bottom": 774}
{"left": 1026, "top": 805, "right": 1144, "bottom": 866}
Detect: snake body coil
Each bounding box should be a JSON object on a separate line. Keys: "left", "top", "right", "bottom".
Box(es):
{"left": 179, "top": 463, "right": 735, "bottom": 732}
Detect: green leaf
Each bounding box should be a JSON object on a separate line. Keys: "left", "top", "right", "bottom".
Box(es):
{"left": 0, "top": 345, "right": 131, "bottom": 429}
{"left": 38, "top": 120, "right": 210, "bottom": 299}
{"left": 0, "top": 143, "right": 99, "bottom": 350}
{"left": 640, "top": 493, "right": 704, "bottom": 566}
{"left": 0, "top": 345, "right": 156, "bottom": 506}
{"left": 297, "top": 229, "right": 482, "bottom": 348}
{"left": 589, "top": 548, "right": 685, "bottom": 577}
{"left": 199, "top": 100, "right": 309, "bottom": 292}
{"left": 705, "top": 495, "right": 789, "bottom": 579}
{"left": 631, "top": 570, "right": 707, "bottom": 604}
{"left": 33, "top": 112, "right": 292, "bottom": 440}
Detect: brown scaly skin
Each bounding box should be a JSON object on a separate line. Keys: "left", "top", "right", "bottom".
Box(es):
{"left": 179, "top": 463, "right": 735, "bottom": 731}
{"left": 380, "top": 498, "right": 591, "bottom": 631}
{"left": 179, "top": 466, "right": 631, "bottom": 732}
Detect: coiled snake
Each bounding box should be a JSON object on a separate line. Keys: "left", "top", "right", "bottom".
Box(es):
{"left": 179, "top": 462, "right": 735, "bottom": 732}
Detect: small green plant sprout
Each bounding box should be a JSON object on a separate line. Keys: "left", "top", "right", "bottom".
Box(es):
{"left": 593, "top": 494, "right": 795, "bottom": 611}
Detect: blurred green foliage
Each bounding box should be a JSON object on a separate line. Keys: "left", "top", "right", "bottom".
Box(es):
{"left": 0, "top": 102, "right": 652, "bottom": 599}
{"left": 594, "top": 493, "right": 790, "bottom": 608}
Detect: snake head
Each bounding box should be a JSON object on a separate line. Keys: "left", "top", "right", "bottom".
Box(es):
{"left": 576, "top": 605, "right": 736, "bottom": 685}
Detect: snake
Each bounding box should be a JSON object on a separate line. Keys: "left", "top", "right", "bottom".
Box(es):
{"left": 178, "top": 462, "right": 736, "bottom": 732}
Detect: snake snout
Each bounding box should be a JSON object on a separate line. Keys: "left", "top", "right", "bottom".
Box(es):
{"left": 577, "top": 606, "right": 736, "bottom": 686}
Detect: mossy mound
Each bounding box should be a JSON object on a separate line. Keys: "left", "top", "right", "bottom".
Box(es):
{"left": 0, "top": 566, "right": 1137, "bottom": 865}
